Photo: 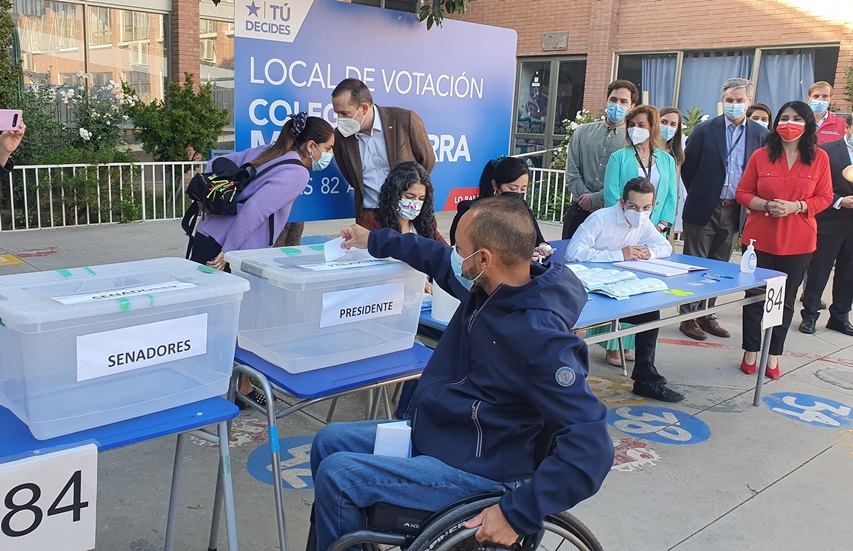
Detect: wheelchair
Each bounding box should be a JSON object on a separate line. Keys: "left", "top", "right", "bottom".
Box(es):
{"left": 311, "top": 493, "right": 604, "bottom": 551}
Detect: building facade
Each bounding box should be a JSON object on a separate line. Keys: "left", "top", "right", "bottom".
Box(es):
{"left": 9, "top": 0, "right": 853, "bottom": 159}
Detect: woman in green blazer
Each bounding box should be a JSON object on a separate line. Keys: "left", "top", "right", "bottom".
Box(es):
{"left": 590, "top": 105, "right": 677, "bottom": 366}
{"left": 603, "top": 105, "right": 678, "bottom": 231}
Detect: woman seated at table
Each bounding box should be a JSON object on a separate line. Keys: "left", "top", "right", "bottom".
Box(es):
{"left": 359, "top": 161, "right": 446, "bottom": 419}
{"left": 359, "top": 161, "right": 448, "bottom": 245}
{"left": 736, "top": 100, "right": 833, "bottom": 379}
{"left": 565, "top": 177, "right": 683, "bottom": 402}
{"left": 449, "top": 156, "right": 553, "bottom": 260}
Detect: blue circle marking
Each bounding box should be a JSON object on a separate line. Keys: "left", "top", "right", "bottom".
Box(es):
{"left": 247, "top": 435, "right": 314, "bottom": 489}
{"left": 763, "top": 392, "right": 853, "bottom": 428}
{"left": 607, "top": 405, "right": 711, "bottom": 445}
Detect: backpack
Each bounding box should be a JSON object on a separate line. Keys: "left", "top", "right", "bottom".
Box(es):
{"left": 181, "top": 156, "right": 306, "bottom": 258}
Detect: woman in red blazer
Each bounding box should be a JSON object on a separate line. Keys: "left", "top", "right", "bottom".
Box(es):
{"left": 736, "top": 100, "right": 834, "bottom": 379}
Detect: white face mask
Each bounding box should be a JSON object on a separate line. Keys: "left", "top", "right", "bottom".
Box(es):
{"left": 336, "top": 107, "right": 367, "bottom": 138}
{"left": 628, "top": 127, "right": 650, "bottom": 145}
{"left": 624, "top": 208, "right": 651, "bottom": 227}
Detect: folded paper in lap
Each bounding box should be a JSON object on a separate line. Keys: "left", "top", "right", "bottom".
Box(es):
{"left": 374, "top": 421, "right": 412, "bottom": 458}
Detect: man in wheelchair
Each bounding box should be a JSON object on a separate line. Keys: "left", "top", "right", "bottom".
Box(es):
{"left": 311, "top": 198, "right": 615, "bottom": 550}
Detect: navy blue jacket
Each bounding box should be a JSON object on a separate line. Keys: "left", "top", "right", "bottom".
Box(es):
{"left": 682, "top": 115, "right": 769, "bottom": 227}
{"left": 368, "top": 229, "right": 614, "bottom": 536}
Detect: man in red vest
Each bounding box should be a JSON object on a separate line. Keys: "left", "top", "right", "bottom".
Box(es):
{"left": 809, "top": 81, "right": 847, "bottom": 145}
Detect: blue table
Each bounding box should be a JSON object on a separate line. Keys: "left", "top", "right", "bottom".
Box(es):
{"left": 215, "top": 343, "right": 432, "bottom": 551}
{"left": 419, "top": 241, "right": 786, "bottom": 406}
{"left": 0, "top": 398, "right": 240, "bottom": 551}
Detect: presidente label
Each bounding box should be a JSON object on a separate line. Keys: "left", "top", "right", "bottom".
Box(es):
{"left": 320, "top": 282, "right": 405, "bottom": 328}
{"left": 76, "top": 314, "right": 208, "bottom": 381}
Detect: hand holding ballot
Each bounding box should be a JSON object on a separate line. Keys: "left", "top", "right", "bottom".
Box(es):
{"left": 340, "top": 224, "right": 370, "bottom": 250}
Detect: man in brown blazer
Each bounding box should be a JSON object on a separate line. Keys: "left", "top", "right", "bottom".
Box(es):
{"left": 331, "top": 79, "right": 436, "bottom": 221}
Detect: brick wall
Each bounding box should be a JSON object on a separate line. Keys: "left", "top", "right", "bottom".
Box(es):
{"left": 172, "top": 0, "right": 200, "bottom": 83}
{"left": 456, "top": 0, "right": 853, "bottom": 110}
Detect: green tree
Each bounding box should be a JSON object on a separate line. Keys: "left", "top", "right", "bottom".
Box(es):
{"left": 124, "top": 72, "right": 229, "bottom": 161}
{"left": 0, "top": 0, "right": 22, "bottom": 108}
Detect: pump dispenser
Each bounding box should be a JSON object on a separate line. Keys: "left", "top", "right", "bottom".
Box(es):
{"left": 741, "top": 239, "right": 757, "bottom": 273}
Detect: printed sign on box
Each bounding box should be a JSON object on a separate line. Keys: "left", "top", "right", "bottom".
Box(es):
{"left": 320, "top": 282, "right": 405, "bottom": 328}
{"left": 76, "top": 314, "right": 208, "bottom": 381}
{"left": 234, "top": 0, "right": 517, "bottom": 221}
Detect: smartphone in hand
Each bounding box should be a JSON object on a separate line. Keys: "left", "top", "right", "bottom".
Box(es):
{"left": 0, "top": 110, "right": 23, "bottom": 132}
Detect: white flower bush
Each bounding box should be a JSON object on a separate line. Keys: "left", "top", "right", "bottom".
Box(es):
{"left": 78, "top": 127, "right": 92, "bottom": 141}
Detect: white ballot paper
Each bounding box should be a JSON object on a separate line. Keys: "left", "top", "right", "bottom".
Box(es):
{"left": 373, "top": 421, "right": 412, "bottom": 458}
{"left": 324, "top": 236, "right": 347, "bottom": 262}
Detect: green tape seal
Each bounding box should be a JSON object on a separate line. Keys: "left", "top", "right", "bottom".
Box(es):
{"left": 118, "top": 298, "right": 131, "bottom": 312}
{"left": 197, "top": 265, "right": 217, "bottom": 274}
{"left": 308, "top": 245, "right": 325, "bottom": 251}
{"left": 280, "top": 247, "right": 302, "bottom": 256}
{"left": 0, "top": 295, "right": 7, "bottom": 301}
{"left": 0, "top": 318, "right": 4, "bottom": 327}
{"left": 57, "top": 269, "right": 72, "bottom": 278}
{"left": 83, "top": 267, "right": 96, "bottom": 276}
{"left": 222, "top": 455, "right": 231, "bottom": 475}
{"left": 147, "top": 295, "right": 155, "bottom": 307}
{"left": 664, "top": 289, "right": 695, "bottom": 297}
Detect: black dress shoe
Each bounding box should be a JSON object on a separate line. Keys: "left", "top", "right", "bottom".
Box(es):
{"left": 633, "top": 382, "right": 685, "bottom": 402}
{"left": 799, "top": 319, "right": 817, "bottom": 334}
{"left": 632, "top": 368, "right": 668, "bottom": 386}
{"left": 826, "top": 319, "right": 853, "bottom": 336}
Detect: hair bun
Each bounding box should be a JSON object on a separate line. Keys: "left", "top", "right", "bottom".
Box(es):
{"left": 289, "top": 112, "right": 308, "bottom": 138}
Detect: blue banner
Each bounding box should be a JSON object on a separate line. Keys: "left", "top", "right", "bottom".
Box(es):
{"left": 234, "top": 0, "right": 517, "bottom": 221}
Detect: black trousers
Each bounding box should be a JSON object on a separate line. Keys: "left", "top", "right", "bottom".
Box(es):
{"left": 679, "top": 202, "right": 740, "bottom": 318}
{"left": 801, "top": 231, "right": 853, "bottom": 324}
{"left": 743, "top": 250, "right": 811, "bottom": 356}
{"left": 622, "top": 310, "right": 662, "bottom": 383}
{"left": 561, "top": 201, "right": 591, "bottom": 240}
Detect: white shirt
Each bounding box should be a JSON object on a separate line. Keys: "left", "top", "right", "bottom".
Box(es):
{"left": 356, "top": 106, "right": 392, "bottom": 209}
{"left": 565, "top": 204, "right": 673, "bottom": 263}
{"left": 639, "top": 163, "right": 661, "bottom": 192}
{"left": 816, "top": 110, "right": 830, "bottom": 129}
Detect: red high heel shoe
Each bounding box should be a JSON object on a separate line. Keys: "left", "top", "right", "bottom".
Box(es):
{"left": 740, "top": 354, "right": 757, "bottom": 375}
{"left": 765, "top": 362, "right": 781, "bottom": 380}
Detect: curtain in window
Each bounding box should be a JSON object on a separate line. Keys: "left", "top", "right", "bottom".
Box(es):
{"left": 678, "top": 51, "right": 754, "bottom": 118}
{"left": 756, "top": 49, "right": 815, "bottom": 117}
{"left": 641, "top": 55, "right": 677, "bottom": 108}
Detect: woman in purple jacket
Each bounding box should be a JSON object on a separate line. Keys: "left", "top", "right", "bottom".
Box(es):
{"left": 191, "top": 112, "right": 333, "bottom": 403}
{"left": 191, "top": 112, "right": 334, "bottom": 269}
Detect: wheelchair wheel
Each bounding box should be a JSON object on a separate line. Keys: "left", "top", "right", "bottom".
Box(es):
{"left": 406, "top": 497, "right": 603, "bottom": 551}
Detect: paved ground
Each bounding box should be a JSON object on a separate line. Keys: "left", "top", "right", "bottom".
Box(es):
{"left": 1, "top": 214, "right": 852, "bottom": 551}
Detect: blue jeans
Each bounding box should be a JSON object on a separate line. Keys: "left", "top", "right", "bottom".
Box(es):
{"left": 310, "top": 420, "right": 507, "bottom": 551}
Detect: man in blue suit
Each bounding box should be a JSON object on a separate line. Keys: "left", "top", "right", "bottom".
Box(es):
{"left": 679, "top": 78, "right": 770, "bottom": 341}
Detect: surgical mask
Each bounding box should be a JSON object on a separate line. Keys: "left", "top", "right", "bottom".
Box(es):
{"left": 776, "top": 121, "right": 806, "bottom": 142}
{"left": 606, "top": 103, "right": 628, "bottom": 123}
{"left": 624, "top": 208, "right": 651, "bottom": 227}
{"left": 336, "top": 107, "right": 366, "bottom": 137}
{"left": 753, "top": 119, "right": 769, "bottom": 129}
{"left": 311, "top": 147, "right": 333, "bottom": 171}
{"left": 398, "top": 198, "right": 423, "bottom": 220}
{"left": 809, "top": 100, "right": 829, "bottom": 114}
{"left": 660, "top": 124, "right": 676, "bottom": 142}
{"left": 499, "top": 191, "right": 525, "bottom": 201}
{"left": 628, "top": 127, "right": 650, "bottom": 145}
{"left": 846, "top": 134, "right": 853, "bottom": 149}
{"left": 450, "top": 245, "right": 483, "bottom": 291}
{"left": 723, "top": 103, "right": 747, "bottom": 120}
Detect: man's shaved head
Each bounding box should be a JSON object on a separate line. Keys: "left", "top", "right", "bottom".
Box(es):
{"left": 465, "top": 197, "right": 536, "bottom": 267}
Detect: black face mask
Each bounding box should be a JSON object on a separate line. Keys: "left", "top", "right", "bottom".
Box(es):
{"left": 500, "top": 192, "right": 525, "bottom": 202}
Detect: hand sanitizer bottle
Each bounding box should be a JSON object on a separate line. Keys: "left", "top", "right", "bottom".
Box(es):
{"left": 741, "top": 239, "right": 757, "bottom": 273}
